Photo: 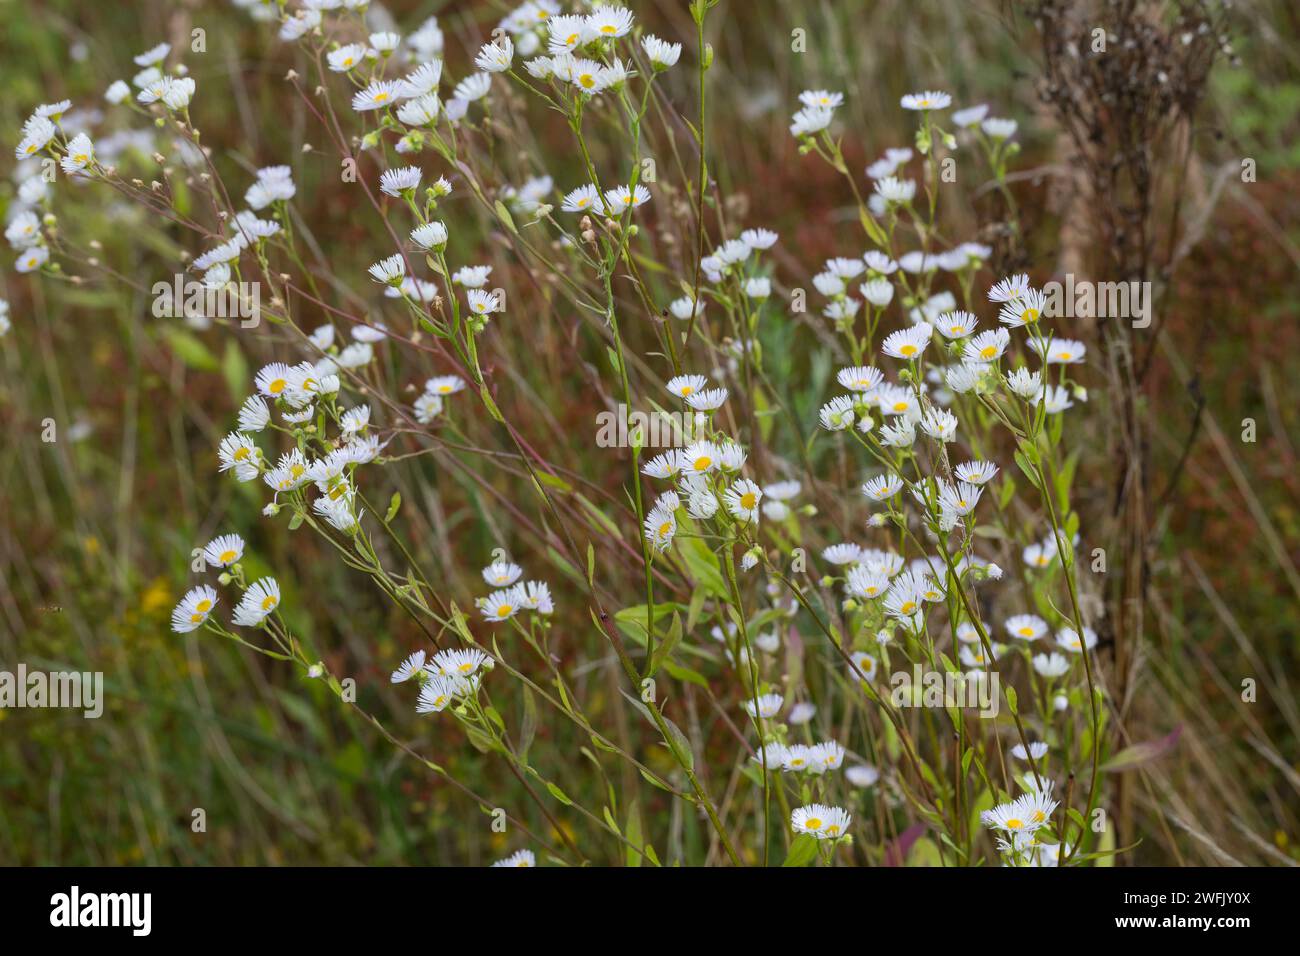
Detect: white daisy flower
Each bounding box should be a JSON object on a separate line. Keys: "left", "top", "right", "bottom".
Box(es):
{"left": 861, "top": 473, "right": 904, "bottom": 502}
{"left": 982, "top": 117, "right": 1018, "bottom": 139}
{"left": 964, "top": 328, "right": 1011, "bottom": 364}
{"left": 433, "top": 648, "right": 488, "bottom": 678}
{"left": 491, "top": 849, "right": 536, "bottom": 867}
{"left": 743, "top": 693, "right": 783, "bottom": 719}
{"left": 475, "top": 37, "right": 514, "bottom": 73}
{"left": 13, "top": 244, "right": 47, "bottom": 274}
{"left": 602, "top": 184, "right": 650, "bottom": 214}
{"left": 1006, "top": 614, "right": 1049, "bottom": 641}
{"left": 819, "top": 395, "right": 856, "bottom": 431}
{"left": 952, "top": 104, "right": 989, "bottom": 127}
{"left": 415, "top": 675, "right": 459, "bottom": 713}
{"left": 232, "top": 578, "right": 281, "bottom": 627}
{"left": 1029, "top": 337, "right": 1087, "bottom": 365}
{"left": 391, "top": 649, "right": 428, "bottom": 683}
{"left": 643, "top": 506, "right": 676, "bottom": 551}
{"left": 789, "top": 105, "right": 834, "bottom": 137}
{"left": 1035, "top": 385, "right": 1075, "bottom": 413}
{"left": 203, "top": 534, "right": 245, "bottom": 568}
{"left": 453, "top": 73, "right": 492, "bottom": 102}
{"left": 919, "top": 407, "right": 958, "bottom": 442}
{"left": 1033, "top": 652, "right": 1070, "bottom": 678}
{"left": 380, "top": 166, "right": 422, "bottom": 197}
{"left": 955, "top": 461, "right": 998, "bottom": 484}
{"left": 352, "top": 80, "right": 401, "bottom": 111}
{"left": 546, "top": 14, "right": 594, "bottom": 54}
{"left": 846, "top": 765, "right": 879, "bottom": 787}
{"left": 997, "top": 288, "right": 1048, "bottom": 328}
{"left": 561, "top": 183, "right": 601, "bottom": 213}
{"left": 900, "top": 90, "right": 951, "bottom": 110}
{"left": 170, "top": 585, "right": 218, "bottom": 633}
{"left": 1057, "top": 626, "right": 1098, "bottom": 653}
{"left": 791, "top": 804, "right": 851, "bottom": 839}
{"left": 641, "top": 34, "right": 681, "bottom": 69}
{"left": 723, "top": 479, "right": 762, "bottom": 523}
{"left": 466, "top": 288, "right": 502, "bottom": 316}
{"left": 414, "top": 393, "right": 444, "bottom": 423}
{"left": 482, "top": 562, "right": 523, "bottom": 587}
{"left": 481, "top": 585, "right": 526, "bottom": 622}
{"left": 859, "top": 278, "right": 895, "bottom": 307}
{"left": 837, "top": 365, "right": 883, "bottom": 392}
{"left": 882, "top": 324, "right": 932, "bottom": 360}
{"left": 367, "top": 254, "right": 406, "bottom": 285}
{"left": 327, "top": 43, "right": 367, "bottom": 72}
{"left": 936, "top": 310, "right": 979, "bottom": 339}
{"left": 396, "top": 93, "right": 441, "bottom": 126}
{"left": 808, "top": 740, "right": 845, "bottom": 773}
{"left": 846, "top": 568, "right": 890, "bottom": 600}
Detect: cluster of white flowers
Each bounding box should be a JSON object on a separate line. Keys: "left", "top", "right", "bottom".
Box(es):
{"left": 390, "top": 646, "right": 492, "bottom": 715}
{"left": 474, "top": 559, "right": 554, "bottom": 623}
{"left": 169, "top": 531, "right": 284, "bottom": 634}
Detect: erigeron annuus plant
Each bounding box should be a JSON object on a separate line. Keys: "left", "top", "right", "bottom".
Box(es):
{"left": 8, "top": 0, "right": 1120, "bottom": 866}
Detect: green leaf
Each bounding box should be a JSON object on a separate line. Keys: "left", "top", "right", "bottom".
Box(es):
{"left": 545, "top": 781, "right": 573, "bottom": 806}
{"left": 676, "top": 537, "right": 728, "bottom": 598}
{"left": 221, "top": 339, "right": 249, "bottom": 402}
{"left": 494, "top": 199, "right": 518, "bottom": 234}
{"left": 162, "top": 328, "right": 219, "bottom": 371}
{"left": 782, "top": 834, "right": 819, "bottom": 867}
{"left": 385, "top": 492, "right": 401, "bottom": 522}
{"left": 519, "top": 687, "right": 538, "bottom": 760}
{"left": 647, "top": 611, "right": 683, "bottom": 676}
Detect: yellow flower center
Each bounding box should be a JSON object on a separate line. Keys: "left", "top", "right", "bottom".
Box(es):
{"left": 600, "top": 25, "right": 617, "bottom": 34}
{"left": 458, "top": 663, "right": 473, "bottom": 673}
{"left": 892, "top": 401, "right": 908, "bottom": 412}
{"left": 565, "top": 32, "right": 580, "bottom": 44}
{"left": 980, "top": 346, "right": 996, "bottom": 359}
{"left": 693, "top": 456, "right": 712, "bottom": 471}
{"left": 1023, "top": 308, "right": 1040, "bottom": 323}
{"left": 805, "top": 817, "right": 823, "bottom": 829}
{"left": 189, "top": 612, "right": 204, "bottom": 623}
{"left": 374, "top": 92, "right": 389, "bottom": 103}
{"left": 900, "top": 344, "right": 917, "bottom": 356}
{"left": 261, "top": 595, "right": 278, "bottom": 611}
{"left": 658, "top": 521, "right": 672, "bottom": 537}
{"left": 579, "top": 74, "right": 595, "bottom": 88}
{"left": 234, "top": 447, "right": 250, "bottom": 461}
{"left": 496, "top": 603, "right": 513, "bottom": 617}
{"left": 825, "top": 824, "right": 840, "bottom": 836}
{"left": 740, "top": 492, "right": 757, "bottom": 509}
{"left": 900, "top": 600, "right": 917, "bottom": 614}
{"left": 269, "top": 378, "right": 286, "bottom": 394}
{"left": 1006, "top": 818, "right": 1023, "bottom": 830}
{"left": 1018, "top": 626, "right": 1035, "bottom": 637}
{"left": 1056, "top": 351, "right": 1072, "bottom": 361}
{"left": 219, "top": 550, "right": 236, "bottom": 563}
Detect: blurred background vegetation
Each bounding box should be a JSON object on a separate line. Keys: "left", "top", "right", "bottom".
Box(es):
{"left": 0, "top": 0, "right": 1296, "bottom": 865}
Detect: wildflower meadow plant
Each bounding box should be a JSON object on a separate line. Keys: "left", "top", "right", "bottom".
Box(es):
{"left": 9, "top": 1, "right": 1131, "bottom": 868}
